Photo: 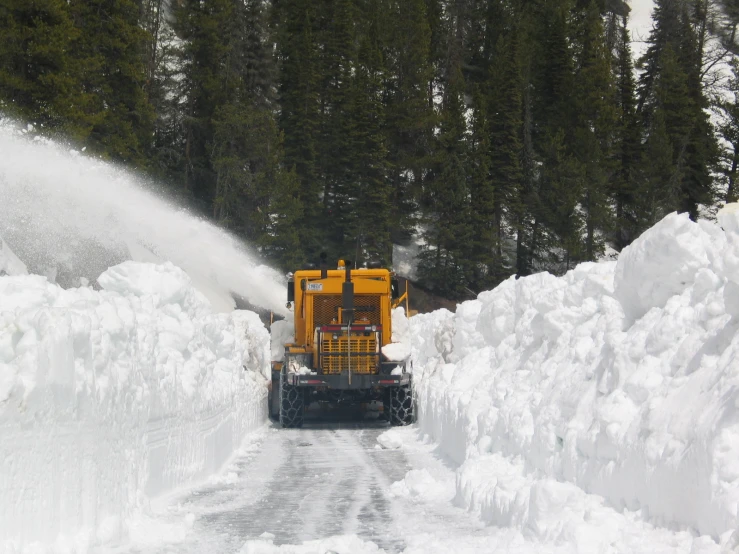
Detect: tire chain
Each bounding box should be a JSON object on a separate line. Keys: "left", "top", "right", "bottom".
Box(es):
{"left": 279, "top": 374, "right": 305, "bottom": 428}
{"left": 386, "top": 384, "right": 414, "bottom": 426}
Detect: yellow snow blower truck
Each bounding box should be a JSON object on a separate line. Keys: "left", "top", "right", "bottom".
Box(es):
{"left": 269, "top": 259, "right": 413, "bottom": 428}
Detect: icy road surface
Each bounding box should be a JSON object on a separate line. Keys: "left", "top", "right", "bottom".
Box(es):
{"left": 115, "top": 415, "right": 498, "bottom": 554}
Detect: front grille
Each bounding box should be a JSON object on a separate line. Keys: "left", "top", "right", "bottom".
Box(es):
{"left": 313, "top": 295, "right": 342, "bottom": 326}
{"left": 312, "top": 294, "right": 382, "bottom": 327}
{"left": 320, "top": 333, "right": 378, "bottom": 374}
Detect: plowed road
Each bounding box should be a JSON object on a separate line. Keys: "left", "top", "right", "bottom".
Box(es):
{"left": 112, "top": 413, "right": 496, "bottom": 554}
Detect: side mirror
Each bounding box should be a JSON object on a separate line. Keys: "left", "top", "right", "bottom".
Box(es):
{"left": 391, "top": 278, "right": 400, "bottom": 300}
{"left": 287, "top": 281, "right": 295, "bottom": 302}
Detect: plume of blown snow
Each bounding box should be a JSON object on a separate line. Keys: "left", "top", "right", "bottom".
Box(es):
{"left": 0, "top": 121, "right": 288, "bottom": 315}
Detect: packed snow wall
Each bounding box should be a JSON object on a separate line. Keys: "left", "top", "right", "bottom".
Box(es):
{"left": 409, "top": 208, "right": 739, "bottom": 546}
{"left": 0, "top": 261, "right": 270, "bottom": 552}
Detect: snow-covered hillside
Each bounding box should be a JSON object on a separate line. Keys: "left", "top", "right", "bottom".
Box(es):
{"left": 0, "top": 261, "right": 269, "bottom": 552}
{"left": 408, "top": 208, "right": 739, "bottom": 551}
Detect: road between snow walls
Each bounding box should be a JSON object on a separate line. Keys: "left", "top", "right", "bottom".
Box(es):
{"left": 3, "top": 207, "right": 739, "bottom": 553}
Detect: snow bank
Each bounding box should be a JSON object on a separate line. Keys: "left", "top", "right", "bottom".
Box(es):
{"left": 409, "top": 209, "right": 739, "bottom": 549}
{"left": 0, "top": 261, "right": 269, "bottom": 552}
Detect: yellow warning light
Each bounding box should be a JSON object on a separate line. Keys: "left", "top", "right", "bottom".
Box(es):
{"left": 338, "top": 259, "right": 346, "bottom": 269}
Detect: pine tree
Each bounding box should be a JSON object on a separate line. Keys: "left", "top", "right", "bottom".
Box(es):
{"left": 146, "top": 11, "right": 184, "bottom": 185}
{"left": 68, "top": 0, "right": 154, "bottom": 164}
{"left": 385, "top": 0, "right": 436, "bottom": 242}
{"left": 467, "top": 86, "right": 496, "bottom": 290}
{"left": 275, "top": 0, "right": 323, "bottom": 259}
{"left": 348, "top": 0, "right": 393, "bottom": 266}
{"left": 316, "top": 0, "right": 358, "bottom": 260}
{"left": 0, "top": 0, "right": 86, "bottom": 137}
{"left": 719, "top": 58, "right": 739, "bottom": 203}
{"left": 572, "top": 0, "right": 616, "bottom": 261}
{"left": 487, "top": 31, "right": 524, "bottom": 281}
{"left": 612, "top": 16, "right": 643, "bottom": 249}
{"left": 539, "top": 131, "right": 585, "bottom": 271}
{"left": 528, "top": 0, "right": 578, "bottom": 272}
{"left": 676, "top": 3, "right": 718, "bottom": 218}
{"left": 533, "top": 0, "right": 575, "bottom": 141}
{"left": 637, "top": 0, "right": 717, "bottom": 221}
{"left": 174, "top": 0, "right": 239, "bottom": 202}
{"left": 418, "top": 22, "right": 472, "bottom": 298}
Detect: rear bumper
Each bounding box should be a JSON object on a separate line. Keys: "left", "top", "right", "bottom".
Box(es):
{"left": 285, "top": 372, "right": 411, "bottom": 390}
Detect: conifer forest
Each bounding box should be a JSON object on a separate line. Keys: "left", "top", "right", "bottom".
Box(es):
{"left": 2, "top": 0, "right": 739, "bottom": 299}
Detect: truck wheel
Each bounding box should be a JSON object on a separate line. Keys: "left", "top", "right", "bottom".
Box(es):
{"left": 386, "top": 384, "right": 414, "bottom": 426}
{"left": 279, "top": 374, "right": 305, "bottom": 428}
{"left": 269, "top": 374, "right": 280, "bottom": 420}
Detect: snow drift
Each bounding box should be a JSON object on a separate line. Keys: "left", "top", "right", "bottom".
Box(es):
{"left": 410, "top": 209, "right": 739, "bottom": 550}
{"left": 0, "top": 261, "right": 270, "bottom": 552}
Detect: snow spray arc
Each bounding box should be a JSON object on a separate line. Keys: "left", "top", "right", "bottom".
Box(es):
{"left": 0, "top": 122, "right": 288, "bottom": 314}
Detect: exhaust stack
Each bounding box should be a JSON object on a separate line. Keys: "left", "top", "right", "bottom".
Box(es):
{"left": 341, "top": 260, "right": 354, "bottom": 323}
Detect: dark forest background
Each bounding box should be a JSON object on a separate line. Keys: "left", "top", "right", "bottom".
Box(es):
{"left": 3, "top": 0, "right": 739, "bottom": 299}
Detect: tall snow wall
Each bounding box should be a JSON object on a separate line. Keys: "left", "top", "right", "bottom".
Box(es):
{"left": 410, "top": 208, "right": 739, "bottom": 546}
{"left": 0, "top": 261, "right": 270, "bottom": 552}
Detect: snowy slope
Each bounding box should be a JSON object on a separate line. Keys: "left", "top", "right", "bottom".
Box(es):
{"left": 407, "top": 208, "right": 739, "bottom": 551}
{"left": 0, "top": 261, "right": 270, "bottom": 552}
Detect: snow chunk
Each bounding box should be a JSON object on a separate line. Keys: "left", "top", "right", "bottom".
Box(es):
{"left": 98, "top": 260, "right": 211, "bottom": 317}
{"left": 377, "top": 429, "right": 404, "bottom": 449}
{"left": 614, "top": 212, "right": 719, "bottom": 321}
{"left": 382, "top": 342, "right": 411, "bottom": 361}
{"left": 389, "top": 469, "right": 452, "bottom": 502}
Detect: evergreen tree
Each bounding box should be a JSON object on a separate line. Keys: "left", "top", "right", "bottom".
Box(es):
{"left": 348, "top": 0, "right": 393, "bottom": 266}
{"left": 637, "top": 0, "right": 717, "bottom": 221}
{"left": 612, "top": 16, "right": 643, "bottom": 249}
{"left": 529, "top": 0, "right": 578, "bottom": 272}
{"left": 317, "top": 0, "right": 358, "bottom": 260}
{"left": 572, "top": 0, "right": 616, "bottom": 261}
{"left": 385, "top": 0, "right": 436, "bottom": 242}
{"left": 0, "top": 0, "right": 84, "bottom": 135}
{"left": 174, "top": 0, "right": 240, "bottom": 202}
{"left": 539, "top": 131, "right": 585, "bottom": 271}
{"left": 68, "top": 0, "right": 154, "bottom": 164}
{"left": 467, "top": 86, "right": 496, "bottom": 290}
{"left": 487, "top": 31, "right": 524, "bottom": 281}
{"left": 418, "top": 29, "right": 472, "bottom": 298}
{"left": 719, "top": 58, "right": 739, "bottom": 203}
{"left": 676, "top": 3, "right": 718, "bottom": 218}
{"left": 275, "top": 0, "right": 323, "bottom": 259}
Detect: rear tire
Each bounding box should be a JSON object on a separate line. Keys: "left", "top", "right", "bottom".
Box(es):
{"left": 386, "top": 384, "right": 414, "bottom": 426}
{"left": 269, "top": 374, "right": 280, "bottom": 420}
{"left": 279, "top": 373, "right": 305, "bottom": 428}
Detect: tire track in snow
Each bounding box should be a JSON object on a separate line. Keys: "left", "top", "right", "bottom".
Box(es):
{"left": 117, "top": 419, "right": 409, "bottom": 553}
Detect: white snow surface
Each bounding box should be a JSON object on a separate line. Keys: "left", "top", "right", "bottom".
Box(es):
{"left": 405, "top": 209, "right": 739, "bottom": 551}
{"left": 0, "top": 261, "right": 270, "bottom": 552}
